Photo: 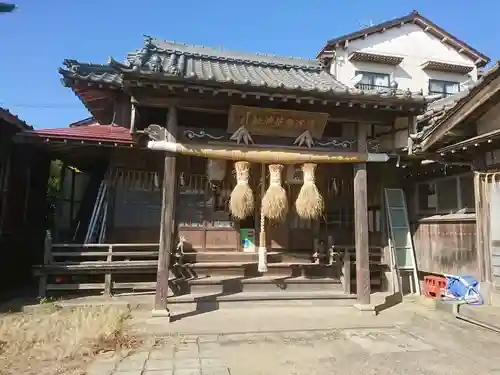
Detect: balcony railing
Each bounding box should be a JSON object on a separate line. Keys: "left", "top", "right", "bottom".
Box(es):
{"left": 355, "top": 83, "right": 390, "bottom": 91}
{"left": 429, "top": 90, "right": 456, "bottom": 98}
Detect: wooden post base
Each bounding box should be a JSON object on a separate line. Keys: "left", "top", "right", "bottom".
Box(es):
{"left": 151, "top": 309, "right": 171, "bottom": 320}
{"left": 353, "top": 303, "right": 377, "bottom": 316}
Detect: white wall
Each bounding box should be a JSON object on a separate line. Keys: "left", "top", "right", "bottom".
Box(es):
{"left": 330, "top": 23, "right": 478, "bottom": 94}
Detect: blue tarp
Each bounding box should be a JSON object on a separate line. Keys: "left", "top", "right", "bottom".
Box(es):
{"left": 444, "top": 275, "right": 483, "bottom": 305}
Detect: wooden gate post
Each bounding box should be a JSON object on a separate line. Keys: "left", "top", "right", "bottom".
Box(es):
{"left": 354, "top": 123, "right": 371, "bottom": 307}
{"left": 152, "top": 106, "right": 178, "bottom": 318}
{"left": 38, "top": 230, "right": 52, "bottom": 298}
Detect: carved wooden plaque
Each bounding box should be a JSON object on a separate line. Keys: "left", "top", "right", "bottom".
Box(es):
{"left": 228, "top": 105, "right": 329, "bottom": 138}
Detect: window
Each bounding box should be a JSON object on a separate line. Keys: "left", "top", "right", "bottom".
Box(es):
{"left": 417, "top": 174, "right": 475, "bottom": 214}
{"left": 429, "top": 79, "right": 460, "bottom": 97}
{"left": 355, "top": 71, "right": 390, "bottom": 91}
{"left": 58, "top": 167, "right": 90, "bottom": 231}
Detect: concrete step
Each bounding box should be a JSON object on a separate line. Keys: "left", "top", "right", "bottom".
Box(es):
{"left": 186, "top": 275, "right": 343, "bottom": 294}
{"left": 180, "top": 251, "right": 282, "bottom": 263}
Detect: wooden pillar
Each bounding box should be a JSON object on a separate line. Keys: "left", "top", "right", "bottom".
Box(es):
{"left": 153, "top": 106, "right": 178, "bottom": 317}
{"left": 354, "top": 123, "right": 370, "bottom": 305}
{"left": 258, "top": 164, "right": 268, "bottom": 272}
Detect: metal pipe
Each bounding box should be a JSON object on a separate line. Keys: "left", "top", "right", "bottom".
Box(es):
{"left": 455, "top": 311, "right": 500, "bottom": 334}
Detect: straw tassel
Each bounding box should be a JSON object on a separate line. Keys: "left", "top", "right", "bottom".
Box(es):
{"left": 295, "top": 163, "right": 324, "bottom": 219}
{"left": 262, "top": 164, "right": 288, "bottom": 221}
{"left": 229, "top": 161, "right": 254, "bottom": 220}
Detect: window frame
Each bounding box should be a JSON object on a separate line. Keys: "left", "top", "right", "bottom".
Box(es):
{"left": 428, "top": 79, "right": 460, "bottom": 97}
{"left": 354, "top": 71, "right": 391, "bottom": 90}
{"left": 416, "top": 173, "right": 475, "bottom": 215}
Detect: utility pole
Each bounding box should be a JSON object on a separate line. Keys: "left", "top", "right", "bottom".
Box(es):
{"left": 0, "top": 3, "right": 16, "bottom": 13}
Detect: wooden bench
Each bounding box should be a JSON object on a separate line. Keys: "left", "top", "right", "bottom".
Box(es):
{"left": 34, "top": 234, "right": 160, "bottom": 297}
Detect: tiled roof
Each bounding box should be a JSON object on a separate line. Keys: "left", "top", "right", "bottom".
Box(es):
{"left": 415, "top": 62, "right": 500, "bottom": 140}
{"left": 60, "top": 37, "right": 426, "bottom": 102}
{"left": 0, "top": 107, "right": 33, "bottom": 131}
{"left": 24, "top": 123, "right": 133, "bottom": 144}
{"left": 317, "top": 10, "right": 489, "bottom": 67}
{"left": 69, "top": 117, "right": 96, "bottom": 128}
{"left": 59, "top": 60, "right": 123, "bottom": 87}
{"left": 110, "top": 37, "right": 350, "bottom": 94}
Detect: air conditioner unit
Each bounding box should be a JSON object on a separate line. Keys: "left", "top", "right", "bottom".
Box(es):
{"left": 286, "top": 164, "right": 303, "bottom": 184}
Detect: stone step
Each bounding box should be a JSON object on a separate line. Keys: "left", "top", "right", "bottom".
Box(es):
{"left": 177, "top": 262, "right": 342, "bottom": 278}
{"left": 186, "top": 275, "right": 343, "bottom": 294}
{"left": 180, "top": 251, "right": 283, "bottom": 263}
{"left": 167, "top": 290, "right": 356, "bottom": 308}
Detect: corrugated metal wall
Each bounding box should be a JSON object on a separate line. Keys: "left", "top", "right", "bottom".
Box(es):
{"left": 488, "top": 182, "right": 500, "bottom": 292}
{"left": 476, "top": 173, "right": 500, "bottom": 293}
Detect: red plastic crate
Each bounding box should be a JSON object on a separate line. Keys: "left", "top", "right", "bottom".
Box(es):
{"left": 424, "top": 275, "right": 446, "bottom": 299}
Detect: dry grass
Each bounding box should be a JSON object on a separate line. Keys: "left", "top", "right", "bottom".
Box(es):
{"left": 0, "top": 305, "right": 137, "bottom": 375}
{"left": 229, "top": 161, "right": 254, "bottom": 220}
{"left": 295, "top": 184, "right": 324, "bottom": 219}
{"left": 262, "top": 164, "right": 288, "bottom": 221}
{"left": 262, "top": 184, "right": 288, "bottom": 221}
{"left": 295, "top": 163, "right": 324, "bottom": 220}
{"left": 229, "top": 183, "right": 254, "bottom": 220}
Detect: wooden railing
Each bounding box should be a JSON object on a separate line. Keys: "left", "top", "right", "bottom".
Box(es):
{"left": 34, "top": 233, "right": 159, "bottom": 297}
{"left": 335, "top": 246, "right": 386, "bottom": 294}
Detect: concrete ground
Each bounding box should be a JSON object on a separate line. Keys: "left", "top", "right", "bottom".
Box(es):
{"left": 86, "top": 299, "right": 500, "bottom": 375}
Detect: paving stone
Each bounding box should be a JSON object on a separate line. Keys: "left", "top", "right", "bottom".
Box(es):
{"left": 144, "top": 371, "right": 173, "bottom": 375}
{"left": 200, "top": 369, "right": 230, "bottom": 375}
{"left": 145, "top": 359, "right": 175, "bottom": 371}
{"left": 174, "top": 349, "right": 199, "bottom": 358}
{"left": 180, "top": 336, "right": 198, "bottom": 343}
{"left": 86, "top": 361, "right": 115, "bottom": 375}
{"left": 173, "top": 369, "right": 201, "bottom": 375}
{"left": 125, "top": 351, "right": 150, "bottom": 362}
{"left": 174, "top": 358, "right": 201, "bottom": 369}
{"left": 175, "top": 343, "right": 198, "bottom": 352}
{"left": 198, "top": 343, "right": 221, "bottom": 359}
{"left": 198, "top": 343, "right": 220, "bottom": 350}
{"left": 115, "top": 358, "right": 146, "bottom": 372}
{"left": 200, "top": 358, "right": 225, "bottom": 368}
{"left": 150, "top": 347, "right": 175, "bottom": 359}
{"left": 114, "top": 372, "right": 142, "bottom": 375}
{"left": 198, "top": 335, "right": 219, "bottom": 343}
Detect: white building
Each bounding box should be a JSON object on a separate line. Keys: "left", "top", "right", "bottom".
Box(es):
{"left": 317, "top": 11, "right": 489, "bottom": 97}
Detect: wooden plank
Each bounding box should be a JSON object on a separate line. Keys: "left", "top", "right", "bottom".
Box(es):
{"left": 51, "top": 251, "right": 159, "bottom": 257}
{"left": 104, "top": 245, "right": 113, "bottom": 296}
{"left": 155, "top": 106, "right": 178, "bottom": 314}
{"left": 131, "top": 94, "right": 411, "bottom": 122}
{"left": 51, "top": 243, "right": 159, "bottom": 248}
{"left": 36, "top": 260, "right": 158, "bottom": 270}
{"left": 354, "top": 123, "right": 370, "bottom": 305}
{"left": 474, "top": 173, "right": 486, "bottom": 281}
{"left": 342, "top": 248, "right": 351, "bottom": 294}
{"left": 113, "top": 282, "right": 156, "bottom": 290}
{"left": 47, "top": 283, "right": 105, "bottom": 291}
{"left": 227, "top": 105, "right": 329, "bottom": 138}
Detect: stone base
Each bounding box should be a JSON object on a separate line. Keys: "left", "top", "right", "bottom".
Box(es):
{"left": 353, "top": 303, "right": 377, "bottom": 316}
{"left": 151, "top": 309, "right": 171, "bottom": 320}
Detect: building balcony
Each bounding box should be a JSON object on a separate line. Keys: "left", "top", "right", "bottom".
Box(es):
{"left": 355, "top": 83, "right": 390, "bottom": 91}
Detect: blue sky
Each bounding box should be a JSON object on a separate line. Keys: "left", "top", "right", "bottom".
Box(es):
{"left": 0, "top": 0, "right": 498, "bottom": 129}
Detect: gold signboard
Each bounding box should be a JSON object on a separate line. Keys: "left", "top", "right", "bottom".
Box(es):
{"left": 228, "top": 105, "right": 329, "bottom": 139}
